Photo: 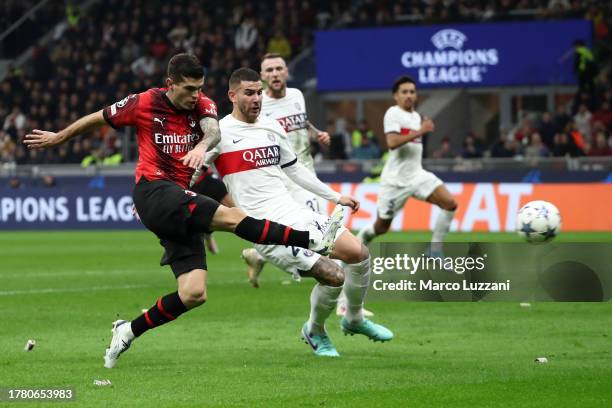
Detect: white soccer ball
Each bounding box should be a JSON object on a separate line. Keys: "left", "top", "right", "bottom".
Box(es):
{"left": 516, "top": 200, "right": 561, "bottom": 243}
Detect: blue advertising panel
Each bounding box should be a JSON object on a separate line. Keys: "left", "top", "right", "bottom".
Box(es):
{"left": 315, "top": 20, "right": 592, "bottom": 91}
{"left": 0, "top": 177, "right": 140, "bottom": 230}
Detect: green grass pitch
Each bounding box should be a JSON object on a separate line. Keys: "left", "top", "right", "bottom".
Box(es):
{"left": 1, "top": 231, "right": 611, "bottom": 407}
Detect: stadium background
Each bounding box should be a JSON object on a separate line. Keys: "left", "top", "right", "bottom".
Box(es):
{"left": 1, "top": 0, "right": 611, "bottom": 232}
{"left": 1, "top": 1, "right": 612, "bottom": 407}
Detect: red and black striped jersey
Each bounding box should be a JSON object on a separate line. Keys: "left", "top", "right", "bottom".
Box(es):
{"left": 103, "top": 88, "right": 218, "bottom": 188}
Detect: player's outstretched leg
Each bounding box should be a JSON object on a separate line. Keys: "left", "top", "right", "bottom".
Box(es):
{"left": 201, "top": 204, "right": 343, "bottom": 255}
{"left": 104, "top": 269, "right": 206, "bottom": 368}
{"left": 332, "top": 232, "right": 393, "bottom": 342}
{"left": 241, "top": 248, "right": 266, "bottom": 288}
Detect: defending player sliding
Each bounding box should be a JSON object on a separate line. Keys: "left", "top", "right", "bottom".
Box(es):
{"left": 357, "top": 76, "right": 458, "bottom": 256}
{"left": 205, "top": 68, "right": 394, "bottom": 357}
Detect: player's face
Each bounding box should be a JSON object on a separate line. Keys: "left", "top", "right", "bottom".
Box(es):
{"left": 261, "top": 58, "right": 288, "bottom": 93}
{"left": 167, "top": 76, "right": 204, "bottom": 110}
{"left": 231, "top": 81, "right": 264, "bottom": 122}
{"left": 394, "top": 82, "right": 417, "bottom": 111}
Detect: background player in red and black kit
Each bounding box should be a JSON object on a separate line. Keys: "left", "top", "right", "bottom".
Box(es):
{"left": 24, "top": 53, "right": 341, "bottom": 368}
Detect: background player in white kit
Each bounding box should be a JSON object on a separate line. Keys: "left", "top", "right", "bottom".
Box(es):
{"left": 241, "top": 53, "right": 328, "bottom": 286}
{"left": 207, "top": 68, "right": 393, "bottom": 357}
{"left": 357, "top": 76, "right": 458, "bottom": 254}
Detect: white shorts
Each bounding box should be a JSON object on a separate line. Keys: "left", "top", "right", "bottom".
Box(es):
{"left": 254, "top": 208, "right": 347, "bottom": 279}
{"left": 377, "top": 169, "right": 443, "bottom": 220}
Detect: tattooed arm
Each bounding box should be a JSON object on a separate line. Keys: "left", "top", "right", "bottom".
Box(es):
{"left": 182, "top": 117, "right": 222, "bottom": 170}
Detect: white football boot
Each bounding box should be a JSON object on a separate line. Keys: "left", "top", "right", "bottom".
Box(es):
{"left": 104, "top": 319, "right": 135, "bottom": 368}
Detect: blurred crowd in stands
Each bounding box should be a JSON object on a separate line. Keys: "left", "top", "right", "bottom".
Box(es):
{"left": 432, "top": 99, "right": 612, "bottom": 160}
{"left": 0, "top": 0, "right": 611, "bottom": 168}
{"left": 345, "top": 0, "right": 612, "bottom": 27}
{"left": 0, "top": 0, "right": 334, "bottom": 165}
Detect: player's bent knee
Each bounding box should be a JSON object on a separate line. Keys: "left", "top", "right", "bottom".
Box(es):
{"left": 444, "top": 199, "right": 458, "bottom": 212}
{"left": 212, "top": 205, "right": 246, "bottom": 231}
{"left": 343, "top": 242, "right": 369, "bottom": 264}
{"left": 326, "top": 272, "right": 344, "bottom": 287}
{"left": 321, "top": 266, "right": 345, "bottom": 287}
{"left": 179, "top": 287, "right": 207, "bottom": 308}
{"left": 178, "top": 278, "right": 208, "bottom": 308}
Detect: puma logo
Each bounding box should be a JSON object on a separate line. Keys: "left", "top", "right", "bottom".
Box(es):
{"left": 154, "top": 117, "right": 166, "bottom": 127}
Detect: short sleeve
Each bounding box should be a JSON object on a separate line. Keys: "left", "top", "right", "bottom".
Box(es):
{"left": 195, "top": 93, "right": 218, "bottom": 121}
{"left": 383, "top": 108, "right": 401, "bottom": 134}
{"left": 103, "top": 94, "right": 139, "bottom": 128}
{"left": 296, "top": 89, "right": 308, "bottom": 118}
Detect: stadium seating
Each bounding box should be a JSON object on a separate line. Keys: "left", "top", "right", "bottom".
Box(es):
{"left": 0, "top": 0, "right": 610, "bottom": 166}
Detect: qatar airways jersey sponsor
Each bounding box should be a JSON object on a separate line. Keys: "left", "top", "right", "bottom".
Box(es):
{"left": 381, "top": 105, "right": 424, "bottom": 186}
{"left": 103, "top": 88, "right": 217, "bottom": 188}
{"left": 208, "top": 114, "right": 304, "bottom": 220}
{"left": 261, "top": 88, "right": 314, "bottom": 171}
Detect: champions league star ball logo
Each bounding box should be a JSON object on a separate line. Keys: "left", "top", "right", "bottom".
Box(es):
{"left": 431, "top": 29, "right": 466, "bottom": 50}
{"left": 267, "top": 132, "right": 276, "bottom": 142}
{"left": 400, "top": 28, "right": 499, "bottom": 84}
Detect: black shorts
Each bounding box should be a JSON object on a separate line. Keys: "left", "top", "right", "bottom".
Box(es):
{"left": 191, "top": 171, "right": 228, "bottom": 203}
{"left": 133, "top": 178, "right": 221, "bottom": 277}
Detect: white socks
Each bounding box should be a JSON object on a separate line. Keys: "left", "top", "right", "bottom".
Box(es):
{"left": 431, "top": 209, "right": 455, "bottom": 251}
{"left": 343, "top": 257, "right": 371, "bottom": 324}
{"left": 307, "top": 284, "right": 342, "bottom": 335}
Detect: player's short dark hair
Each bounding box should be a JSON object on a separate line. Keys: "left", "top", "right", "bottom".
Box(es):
{"left": 392, "top": 75, "right": 417, "bottom": 93}
{"left": 262, "top": 53, "right": 284, "bottom": 62}
{"left": 167, "top": 53, "right": 204, "bottom": 83}
{"left": 229, "top": 68, "right": 261, "bottom": 89}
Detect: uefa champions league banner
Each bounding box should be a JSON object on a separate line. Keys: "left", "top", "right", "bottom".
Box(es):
{"left": 0, "top": 187, "right": 138, "bottom": 230}
{"left": 315, "top": 20, "right": 592, "bottom": 91}
{"left": 0, "top": 181, "right": 610, "bottom": 230}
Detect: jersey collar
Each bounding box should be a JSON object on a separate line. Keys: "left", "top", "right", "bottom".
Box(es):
{"left": 162, "top": 91, "right": 186, "bottom": 113}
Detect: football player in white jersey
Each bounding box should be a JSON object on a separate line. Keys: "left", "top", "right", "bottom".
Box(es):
{"left": 357, "top": 76, "right": 458, "bottom": 253}
{"left": 207, "top": 68, "right": 393, "bottom": 356}
{"left": 242, "top": 53, "right": 374, "bottom": 317}
{"left": 241, "top": 53, "right": 328, "bottom": 286}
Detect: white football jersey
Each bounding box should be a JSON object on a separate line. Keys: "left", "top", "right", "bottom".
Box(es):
{"left": 381, "top": 105, "right": 423, "bottom": 186}
{"left": 261, "top": 88, "right": 314, "bottom": 171}
{"left": 209, "top": 114, "right": 303, "bottom": 221}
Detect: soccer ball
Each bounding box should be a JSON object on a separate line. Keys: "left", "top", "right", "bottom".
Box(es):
{"left": 516, "top": 200, "right": 561, "bottom": 243}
